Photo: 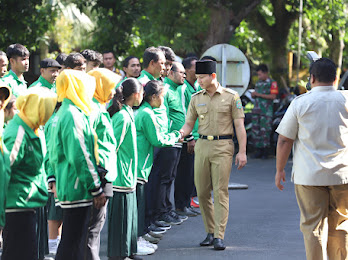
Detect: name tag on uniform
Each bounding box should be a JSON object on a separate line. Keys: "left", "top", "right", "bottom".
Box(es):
{"left": 197, "top": 103, "right": 206, "bottom": 107}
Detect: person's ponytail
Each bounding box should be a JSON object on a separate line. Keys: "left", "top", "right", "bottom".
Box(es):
{"left": 141, "top": 80, "right": 164, "bottom": 106}
{"left": 107, "top": 78, "right": 142, "bottom": 117}
{"left": 108, "top": 87, "right": 123, "bottom": 117}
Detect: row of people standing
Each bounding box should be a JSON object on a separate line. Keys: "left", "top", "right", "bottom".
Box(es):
{"left": 0, "top": 43, "right": 205, "bottom": 260}
{"left": 0, "top": 42, "right": 248, "bottom": 260}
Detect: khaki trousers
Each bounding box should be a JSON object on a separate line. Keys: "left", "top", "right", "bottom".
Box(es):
{"left": 194, "top": 139, "right": 234, "bottom": 239}
{"left": 295, "top": 184, "right": 348, "bottom": 260}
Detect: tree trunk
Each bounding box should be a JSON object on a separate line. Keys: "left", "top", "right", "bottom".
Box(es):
{"left": 248, "top": 0, "right": 298, "bottom": 88}
{"left": 201, "top": 7, "right": 233, "bottom": 52}
{"left": 329, "top": 28, "right": 345, "bottom": 70}
{"left": 201, "top": 0, "right": 262, "bottom": 53}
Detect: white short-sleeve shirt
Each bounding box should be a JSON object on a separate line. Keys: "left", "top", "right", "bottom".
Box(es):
{"left": 276, "top": 86, "right": 348, "bottom": 185}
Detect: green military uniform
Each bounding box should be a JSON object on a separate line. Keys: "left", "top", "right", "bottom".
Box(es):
{"left": 186, "top": 84, "right": 245, "bottom": 239}
{"left": 251, "top": 78, "right": 278, "bottom": 149}
{"left": 2, "top": 70, "right": 27, "bottom": 97}
{"left": 29, "top": 75, "right": 56, "bottom": 93}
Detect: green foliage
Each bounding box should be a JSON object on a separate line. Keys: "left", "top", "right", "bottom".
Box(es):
{"left": 0, "top": 0, "right": 57, "bottom": 52}
{"left": 136, "top": 0, "right": 210, "bottom": 57}
{"left": 230, "top": 20, "right": 269, "bottom": 65}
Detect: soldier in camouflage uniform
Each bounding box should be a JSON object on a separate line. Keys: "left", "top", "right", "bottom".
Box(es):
{"left": 251, "top": 64, "right": 278, "bottom": 158}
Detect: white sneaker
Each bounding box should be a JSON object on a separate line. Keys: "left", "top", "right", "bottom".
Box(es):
{"left": 136, "top": 238, "right": 155, "bottom": 255}
{"left": 139, "top": 237, "right": 158, "bottom": 251}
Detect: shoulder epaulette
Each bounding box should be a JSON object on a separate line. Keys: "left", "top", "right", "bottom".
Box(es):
{"left": 223, "top": 87, "right": 238, "bottom": 95}
{"left": 191, "top": 90, "right": 204, "bottom": 97}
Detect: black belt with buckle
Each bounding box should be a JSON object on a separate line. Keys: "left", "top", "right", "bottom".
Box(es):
{"left": 199, "top": 135, "right": 233, "bottom": 141}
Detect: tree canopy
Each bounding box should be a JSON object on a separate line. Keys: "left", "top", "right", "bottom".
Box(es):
{"left": 0, "top": 0, "right": 347, "bottom": 87}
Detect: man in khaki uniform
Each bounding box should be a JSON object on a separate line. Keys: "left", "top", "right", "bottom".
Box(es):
{"left": 180, "top": 60, "right": 247, "bottom": 250}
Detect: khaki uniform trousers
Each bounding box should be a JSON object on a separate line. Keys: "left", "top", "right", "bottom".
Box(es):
{"left": 295, "top": 184, "right": 348, "bottom": 260}
{"left": 194, "top": 138, "right": 234, "bottom": 239}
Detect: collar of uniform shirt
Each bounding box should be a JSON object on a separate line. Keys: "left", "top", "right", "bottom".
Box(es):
{"left": 202, "top": 84, "right": 223, "bottom": 95}
{"left": 310, "top": 85, "right": 335, "bottom": 92}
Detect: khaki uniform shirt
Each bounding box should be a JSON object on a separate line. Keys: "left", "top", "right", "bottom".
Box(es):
{"left": 276, "top": 86, "right": 348, "bottom": 186}
{"left": 186, "top": 84, "right": 244, "bottom": 136}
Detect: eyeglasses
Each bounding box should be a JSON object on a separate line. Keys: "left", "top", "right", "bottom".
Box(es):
{"left": 172, "top": 70, "right": 186, "bottom": 76}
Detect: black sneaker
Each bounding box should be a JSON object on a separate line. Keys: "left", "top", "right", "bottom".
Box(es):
{"left": 148, "top": 223, "right": 167, "bottom": 234}
{"left": 176, "top": 207, "right": 197, "bottom": 217}
{"left": 158, "top": 213, "right": 182, "bottom": 225}
{"left": 169, "top": 210, "right": 188, "bottom": 221}
{"left": 154, "top": 220, "right": 171, "bottom": 230}
{"left": 189, "top": 206, "right": 201, "bottom": 215}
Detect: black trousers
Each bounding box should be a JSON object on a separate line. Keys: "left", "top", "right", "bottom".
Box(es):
{"left": 145, "top": 148, "right": 160, "bottom": 227}
{"left": 175, "top": 143, "right": 195, "bottom": 209}
{"left": 2, "top": 211, "right": 37, "bottom": 260}
{"left": 85, "top": 200, "right": 108, "bottom": 260}
{"left": 36, "top": 206, "right": 49, "bottom": 260}
{"left": 150, "top": 146, "right": 182, "bottom": 219}
{"left": 136, "top": 183, "right": 146, "bottom": 237}
{"left": 56, "top": 206, "right": 91, "bottom": 260}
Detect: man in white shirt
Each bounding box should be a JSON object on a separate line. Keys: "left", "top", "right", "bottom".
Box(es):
{"left": 275, "top": 58, "right": 348, "bottom": 260}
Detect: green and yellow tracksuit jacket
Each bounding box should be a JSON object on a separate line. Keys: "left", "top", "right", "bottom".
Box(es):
{"left": 49, "top": 99, "right": 102, "bottom": 208}
{"left": 29, "top": 75, "right": 56, "bottom": 93}
{"left": 111, "top": 105, "right": 137, "bottom": 192}
{"left": 153, "top": 77, "right": 187, "bottom": 147}
{"left": 90, "top": 98, "right": 117, "bottom": 182}
{"left": 0, "top": 141, "right": 10, "bottom": 227}
{"left": 3, "top": 115, "right": 48, "bottom": 211}
{"left": 2, "top": 70, "right": 27, "bottom": 97}
{"left": 135, "top": 102, "right": 180, "bottom": 184}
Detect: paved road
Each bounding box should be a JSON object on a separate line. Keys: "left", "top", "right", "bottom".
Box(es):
{"left": 99, "top": 157, "right": 306, "bottom": 260}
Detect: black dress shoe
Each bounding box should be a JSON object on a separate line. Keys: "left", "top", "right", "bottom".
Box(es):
{"left": 213, "top": 238, "right": 226, "bottom": 250}
{"left": 199, "top": 233, "right": 214, "bottom": 246}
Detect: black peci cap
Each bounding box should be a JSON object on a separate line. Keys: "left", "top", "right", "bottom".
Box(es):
{"left": 195, "top": 60, "right": 216, "bottom": 74}
{"left": 40, "top": 58, "right": 62, "bottom": 69}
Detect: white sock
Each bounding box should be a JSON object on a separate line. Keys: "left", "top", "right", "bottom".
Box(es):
{"left": 48, "top": 239, "right": 58, "bottom": 254}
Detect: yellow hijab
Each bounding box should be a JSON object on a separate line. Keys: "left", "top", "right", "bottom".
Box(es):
{"left": 16, "top": 87, "right": 57, "bottom": 134}
{"left": 88, "top": 68, "right": 122, "bottom": 105}
{"left": 56, "top": 69, "right": 96, "bottom": 115}
{"left": 0, "top": 84, "right": 12, "bottom": 153}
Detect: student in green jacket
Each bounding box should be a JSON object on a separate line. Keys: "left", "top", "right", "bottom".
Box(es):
{"left": 50, "top": 69, "right": 106, "bottom": 260}
{"left": 107, "top": 78, "right": 144, "bottom": 260}
{"left": 135, "top": 80, "right": 181, "bottom": 253}
{"left": 88, "top": 68, "right": 120, "bottom": 260}
{"left": 2, "top": 43, "right": 30, "bottom": 97}
{"left": 2, "top": 87, "right": 57, "bottom": 260}
{"left": 44, "top": 103, "right": 63, "bottom": 257}
{"left": 0, "top": 84, "right": 11, "bottom": 232}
